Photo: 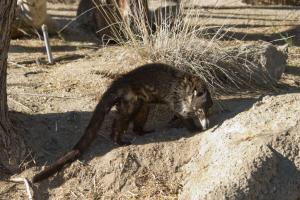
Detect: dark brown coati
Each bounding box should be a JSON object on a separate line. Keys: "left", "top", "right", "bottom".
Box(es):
{"left": 32, "top": 63, "right": 213, "bottom": 183}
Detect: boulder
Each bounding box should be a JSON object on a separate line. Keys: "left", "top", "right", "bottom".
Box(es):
{"left": 180, "top": 93, "right": 300, "bottom": 199}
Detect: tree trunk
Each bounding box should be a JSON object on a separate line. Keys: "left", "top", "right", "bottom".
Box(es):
{"left": 0, "top": 0, "right": 26, "bottom": 175}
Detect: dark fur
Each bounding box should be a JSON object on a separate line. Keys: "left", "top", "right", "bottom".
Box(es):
{"left": 32, "top": 63, "right": 213, "bottom": 183}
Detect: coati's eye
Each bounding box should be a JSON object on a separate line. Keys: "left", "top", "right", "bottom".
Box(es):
{"left": 194, "top": 89, "right": 204, "bottom": 97}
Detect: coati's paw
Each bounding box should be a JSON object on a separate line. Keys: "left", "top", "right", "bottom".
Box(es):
{"left": 167, "top": 118, "right": 184, "bottom": 128}
{"left": 186, "top": 126, "right": 202, "bottom": 133}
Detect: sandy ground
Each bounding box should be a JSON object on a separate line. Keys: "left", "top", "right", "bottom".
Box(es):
{"left": 1, "top": 0, "right": 300, "bottom": 199}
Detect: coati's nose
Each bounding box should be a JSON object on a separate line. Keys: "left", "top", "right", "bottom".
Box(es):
{"left": 200, "top": 118, "right": 209, "bottom": 130}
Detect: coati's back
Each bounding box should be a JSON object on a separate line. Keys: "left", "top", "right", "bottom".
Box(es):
{"left": 109, "top": 63, "right": 186, "bottom": 96}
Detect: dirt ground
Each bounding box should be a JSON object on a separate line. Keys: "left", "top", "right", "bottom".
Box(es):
{"left": 1, "top": 1, "right": 300, "bottom": 199}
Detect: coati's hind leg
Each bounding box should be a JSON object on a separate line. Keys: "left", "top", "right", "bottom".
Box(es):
{"left": 111, "top": 97, "right": 145, "bottom": 145}
{"left": 132, "top": 103, "right": 154, "bottom": 135}
{"left": 111, "top": 96, "right": 135, "bottom": 146}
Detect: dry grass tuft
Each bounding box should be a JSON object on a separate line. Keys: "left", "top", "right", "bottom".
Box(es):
{"left": 93, "top": 0, "right": 280, "bottom": 95}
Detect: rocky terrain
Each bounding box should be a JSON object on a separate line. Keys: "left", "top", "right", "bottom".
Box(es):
{"left": 0, "top": 0, "right": 300, "bottom": 199}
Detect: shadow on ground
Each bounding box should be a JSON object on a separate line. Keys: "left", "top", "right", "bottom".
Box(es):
{"left": 7, "top": 95, "right": 265, "bottom": 199}
{"left": 285, "top": 65, "right": 300, "bottom": 77}
{"left": 202, "top": 25, "right": 300, "bottom": 46}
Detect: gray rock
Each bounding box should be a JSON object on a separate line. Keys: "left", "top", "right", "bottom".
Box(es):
{"left": 180, "top": 93, "right": 300, "bottom": 200}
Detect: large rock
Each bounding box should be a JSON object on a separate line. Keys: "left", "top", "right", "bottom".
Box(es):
{"left": 180, "top": 93, "right": 300, "bottom": 199}
{"left": 213, "top": 42, "right": 288, "bottom": 87}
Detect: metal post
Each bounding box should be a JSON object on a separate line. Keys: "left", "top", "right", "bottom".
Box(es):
{"left": 41, "top": 24, "right": 54, "bottom": 64}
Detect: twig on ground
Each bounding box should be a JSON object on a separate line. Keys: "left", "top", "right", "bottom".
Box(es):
{"left": 9, "top": 177, "right": 33, "bottom": 200}
{"left": 8, "top": 61, "right": 27, "bottom": 68}
{"left": 127, "top": 190, "right": 138, "bottom": 197}
{"left": 8, "top": 96, "right": 33, "bottom": 112}
{"left": 18, "top": 150, "right": 35, "bottom": 169}
{"left": 70, "top": 191, "right": 78, "bottom": 198}
{"left": 41, "top": 148, "right": 56, "bottom": 156}
{"left": 11, "top": 92, "right": 81, "bottom": 99}
{"left": 0, "top": 184, "right": 17, "bottom": 196}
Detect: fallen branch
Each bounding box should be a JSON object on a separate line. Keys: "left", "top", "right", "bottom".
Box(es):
{"left": 10, "top": 177, "right": 33, "bottom": 200}
{"left": 8, "top": 96, "right": 33, "bottom": 112}
{"left": 8, "top": 61, "right": 27, "bottom": 68}
{"left": 0, "top": 184, "right": 17, "bottom": 196}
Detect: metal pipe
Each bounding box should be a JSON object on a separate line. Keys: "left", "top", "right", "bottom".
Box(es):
{"left": 41, "top": 24, "right": 54, "bottom": 64}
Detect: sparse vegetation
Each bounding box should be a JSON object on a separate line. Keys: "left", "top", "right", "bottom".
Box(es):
{"left": 95, "top": 0, "right": 285, "bottom": 95}
{"left": 2, "top": 0, "right": 300, "bottom": 199}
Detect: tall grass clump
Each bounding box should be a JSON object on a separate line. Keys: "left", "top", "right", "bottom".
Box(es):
{"left": 93, "top": 0, "right": 282, "bottom": 94}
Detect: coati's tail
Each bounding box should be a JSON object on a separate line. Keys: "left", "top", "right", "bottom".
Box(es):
{"left": 32, "top": 88, "right": 119, "bottom": 183}
{"left": 32, "top": 150, "right": 80, "bottom": 183}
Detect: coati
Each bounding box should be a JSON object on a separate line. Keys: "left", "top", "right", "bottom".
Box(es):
{"left": 32, "top": 63, "right": 213, "bottom": 183}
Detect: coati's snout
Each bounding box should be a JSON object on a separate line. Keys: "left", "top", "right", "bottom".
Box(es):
{"left": 191, "top": 88, "right": 213, "bottom": 130}
{"left": 193, "top": 109, "right": 210, "bottom": 130}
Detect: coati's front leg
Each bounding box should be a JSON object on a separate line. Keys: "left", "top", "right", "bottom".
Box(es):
{"left": 111, "top": 97, "right": 151, "bottom": 145}
{"left": 167, "top": 115, "right": 184, "bottom": 128}
{"left": 111, "top": 97, "right": 136, "bottom": 146}
{"left": 111, "top": 113, "right": 131, "bottom": 146}
{"left": 111, "top": 100, "right": 154, "bottom": 145}
{"left": 132, "top": 103, "right": 153, "bottom": 135}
